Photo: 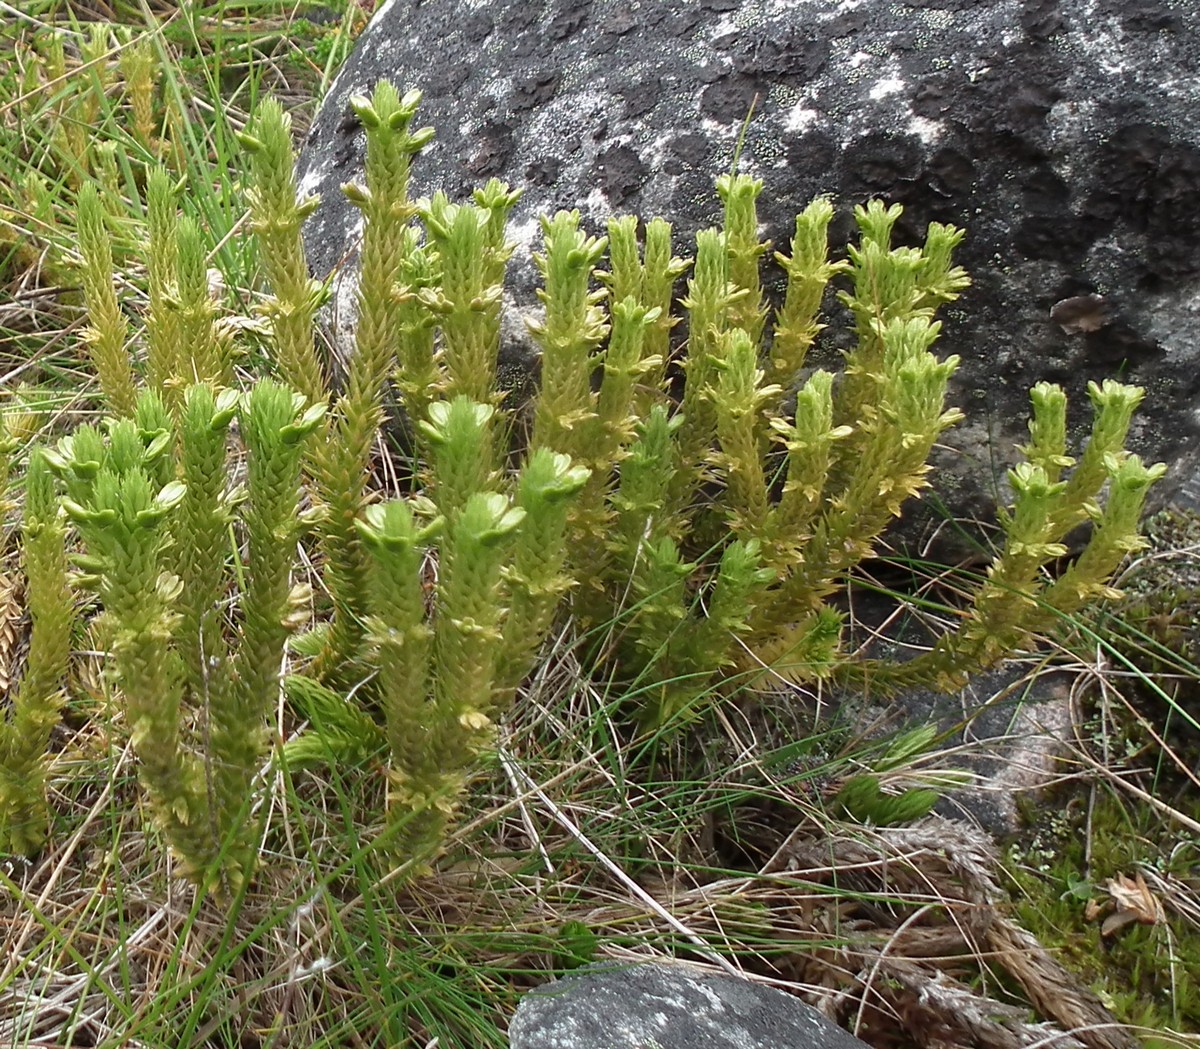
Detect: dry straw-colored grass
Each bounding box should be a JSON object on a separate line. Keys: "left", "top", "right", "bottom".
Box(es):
{"left": 3, "top": 621, "right": 1193, "bottom": 1048}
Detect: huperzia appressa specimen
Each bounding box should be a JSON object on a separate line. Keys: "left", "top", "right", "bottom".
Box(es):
{"left": 6, "top": 79, "right": 1161, "bottom": 887}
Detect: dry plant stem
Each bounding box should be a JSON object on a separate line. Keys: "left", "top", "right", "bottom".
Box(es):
{"left": 1076, "top": 743, "right": 1200, "bottom": 837}
{"left": 499, "top": 748, "right": 744, "bottom": 978}
{"left": 771, "top": 819, "right": 1137, "bottom": 1049}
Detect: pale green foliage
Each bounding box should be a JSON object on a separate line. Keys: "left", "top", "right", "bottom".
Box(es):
{"left": 422, "top": 182, "right": 520, "bottom": 405}
{"left": 354, "top": 500, "right": 438, "bottom": 777}
{"left": 350, "top": 394, "right": 580, "bottom": 864}
{"left": 240, "top": 100, "right": 328, "bottom": 407}
{"left": 769, "top": 196, "right": 850, "bottom": 388}
{"left": 246, "top": 84, "right": 440, "bottom": 686}
{"left": 274, "top": 94, "right": 587, "bottom": 863}
{"left": 597, "top": 216, "right": 688, "bottom": 415}
{"left": 350, "top": 458, "right": 530, "bottom": 862}
{"left": 499, "top": 138, "right": 1159, "bottom": 726}
{"left": 54, "top": 416, "right": 210, "bottom": 866}
{"left": 528, "top": 211, "right": 609, "bottom": 462}
{"left": 0, "top": 430, "right": 14, "bottom": 523}
{"left": 0, "top": 449, "right": 74, "bottom": 855}
{"left": 2, "top": 79, "right": 1163, "bottom": 890}
{"left": 49, "top": 384, "right": 323, "bottom": 894}
{"left": 717, "top": 173, "right": 770, "bottom": 343}
{"left": 175, "top": 215, "right": 230, "bottom": 387}
{"left": 144, "top": 167, "right": 183, "bottom": 410}
{"left": 77, "top": 182, "right": 138, "bottom": 418}
{"left": 24, "top": 81, "right": 584, "bottom": 882}
{"left": 420, "top": 397, "right": 498, "bottom": 522}
{"left": 316, "top": 84, "right": 1156, "bottom": 738}
{"left": 141, "top": 166, "right": 228, "bottom": 408}
{"left": 498, "top": 449, "right": 591, "bottom": 695}
{"left": 173, "top": 385, "right": 239, "bottom": 708}
{"left": 674, "top": 227, "right": 732, "bottom": 505}
{"left": 857, "top": 383, "right": 1168, "bottom": 692}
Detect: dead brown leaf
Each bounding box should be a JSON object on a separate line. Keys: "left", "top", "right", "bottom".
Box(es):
{"left": 1098, "top": 871, "right": 1164, "bottom": 937}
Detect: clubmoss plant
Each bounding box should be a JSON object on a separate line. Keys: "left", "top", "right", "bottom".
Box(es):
{"left": 274, "top": 80, "right": 1162, "bottom": 744}
{"left": 144, "top": 166, "right": 185, "bottom": 410}
{"left": 597, "top": 215, "right": 688, "bottom": 416}
{"left": 422, "top": 180, "right": 522, "bottom": 406}
{"left": 361, "top": 488, "right": 526, "bottom": 863}
{"left": 767, "top": 195, "right": 849, "bottom": 390}
{"left": 77, "top": 181, "right": 139, "bottom": 419}
{"left": 53, "top": 413, "right": 208, "bottom": 866}
{"left": 508, "top": 186, "right": 1162, "bottom": 724}
{"left": 496, "top": 447, "right": 591, "bottom": 697}
{"left": 243, "top": 85, "right": 438, "bottom": 683}
{"left": 1, "top": 77, "right": 1165, "bottom": 887}
{"left": 241, "top": 99, "right": 329, "bottom": 408}
{"left": 118, "top": 33, "right": 161, "bottom": 154}
{"left": 849, "top": 382, "right": 1167, "bottom": 693}
{"left": 218, "top": 384, "right": 325, "bottom": 836}
{"left": 528, "top": 210, "right": 610, "bottom": 464}
{"left": 346, "top": 400, "right": 587, "bottom": 864}
{"left": 172, "top": 385, "right": 239, "bottom": 729}
{"left": 49, "top": 383, "right": 324, "bottom": 893}
{"left": 0, "top": 448, "right": 74, "bottom": 855}
{"left": 142, "top": 167, "right": 233, "bottom": 414}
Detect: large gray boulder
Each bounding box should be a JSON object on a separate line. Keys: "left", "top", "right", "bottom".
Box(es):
{"left": 296, "top": 0, "right": 1200, "bottom": 539}
{"left": 507, "top": 961, "right": 870, "bottom": 1049}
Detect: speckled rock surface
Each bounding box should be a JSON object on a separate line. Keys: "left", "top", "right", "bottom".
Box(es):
{"left": 507, "top": 961, "right": 870, "bottom": 1049}
{"left": 297, "top": 0, "right": 1200, "bottom": 541}
{"left": 883, "top": 664, "right": 1076, "bottom": 835}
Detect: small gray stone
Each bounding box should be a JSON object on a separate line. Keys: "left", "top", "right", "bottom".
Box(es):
{"left": 507, "top": 961, "right": 869, "bottom": 1049}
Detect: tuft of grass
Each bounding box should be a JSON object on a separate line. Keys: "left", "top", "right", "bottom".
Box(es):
{"left": 0, "top": 0, "right": 366, "bottom": 404}
{"left": 1000, "top": 509, "right": 1200, "bottom": 1043}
